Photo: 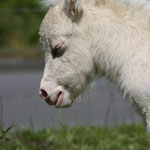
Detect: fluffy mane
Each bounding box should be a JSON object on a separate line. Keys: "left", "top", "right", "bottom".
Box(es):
{"left": 40, "top": 0, "right": 150, "bottom": 15}
{"left": 105, "top": 0, "right": 150, "bottom": 15}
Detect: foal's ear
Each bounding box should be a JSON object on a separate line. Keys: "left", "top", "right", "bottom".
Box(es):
{"left": 64, "top": 0, "right": 83, "bottom": 22}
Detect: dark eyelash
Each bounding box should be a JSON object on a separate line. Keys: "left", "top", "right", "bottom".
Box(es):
{"left": 52, "top": 49, "right": 58, "bottom": 58}
{"left": 52, "top": 48, "right": 65, "bottom": 59}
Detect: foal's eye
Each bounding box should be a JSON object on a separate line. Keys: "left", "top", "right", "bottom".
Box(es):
{"left": 52, "top": 48, "right": 60, "bottom": 58}
{"left": 51, "top": 42, "right": 65, "bottom": 58}
{"left": 52, "top": 47, "right": 65, "bottom": 58}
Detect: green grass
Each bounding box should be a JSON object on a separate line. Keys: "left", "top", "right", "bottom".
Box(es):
{"left": 0, "top": 124, "right": 149, "bottom": 150}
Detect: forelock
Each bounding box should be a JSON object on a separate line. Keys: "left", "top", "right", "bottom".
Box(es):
{"left": 40, "top": 0, "right": 64, "bottom": 8}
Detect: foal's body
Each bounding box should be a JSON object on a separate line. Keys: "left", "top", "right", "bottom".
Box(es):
{"left": 39, "top": 0, "right": 150, "bottom": 135}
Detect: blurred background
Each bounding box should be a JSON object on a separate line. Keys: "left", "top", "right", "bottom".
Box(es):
{"left": 0, "top": 0, "right": 142, "bottom": 131}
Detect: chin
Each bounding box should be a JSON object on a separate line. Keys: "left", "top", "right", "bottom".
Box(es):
{"left": 56, "top": 95, "right": 73, "bottom": 108}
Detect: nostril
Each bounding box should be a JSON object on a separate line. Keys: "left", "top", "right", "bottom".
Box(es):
{"left": 40, "top": 89, "right": 48, "bottom": 99}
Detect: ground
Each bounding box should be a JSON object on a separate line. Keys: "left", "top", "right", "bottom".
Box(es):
{"left": 0, "top": 124, "right": 149, "bottom": 150}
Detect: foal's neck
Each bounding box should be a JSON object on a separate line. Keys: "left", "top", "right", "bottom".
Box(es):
{"left": 85, "top": 3, "right": 150, "bottom": 78}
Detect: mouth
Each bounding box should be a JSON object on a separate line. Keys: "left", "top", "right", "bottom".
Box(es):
{"left": 39, "top": 86, "right": 73, "bottom": 108}
{"left": 55, "top": 92, "right": 63, "bottom": 108}
{"left": 40, "top": 91, "right": 64, "bottom": 108}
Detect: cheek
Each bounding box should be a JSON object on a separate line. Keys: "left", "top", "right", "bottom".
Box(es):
{"left": 48, "top": 53, "right": 90, "bottom": 95}
{"left": 56, "top": 67, "right": 87, "bottom": 97}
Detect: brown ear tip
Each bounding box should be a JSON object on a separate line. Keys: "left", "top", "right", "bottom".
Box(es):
{"left": 65, "top": 0, "right": 83, "bottom": 22}
{"left": 73, "top": 9, "right": 83, "bottom": 23}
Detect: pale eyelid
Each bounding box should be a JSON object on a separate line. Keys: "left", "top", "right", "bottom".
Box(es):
{"left": 53, "top": 41, "right": 65, "bottom": 50}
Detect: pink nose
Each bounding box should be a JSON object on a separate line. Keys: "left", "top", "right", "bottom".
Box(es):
{"left": 39, "top": 88, "right": 63, "bottom": 107}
